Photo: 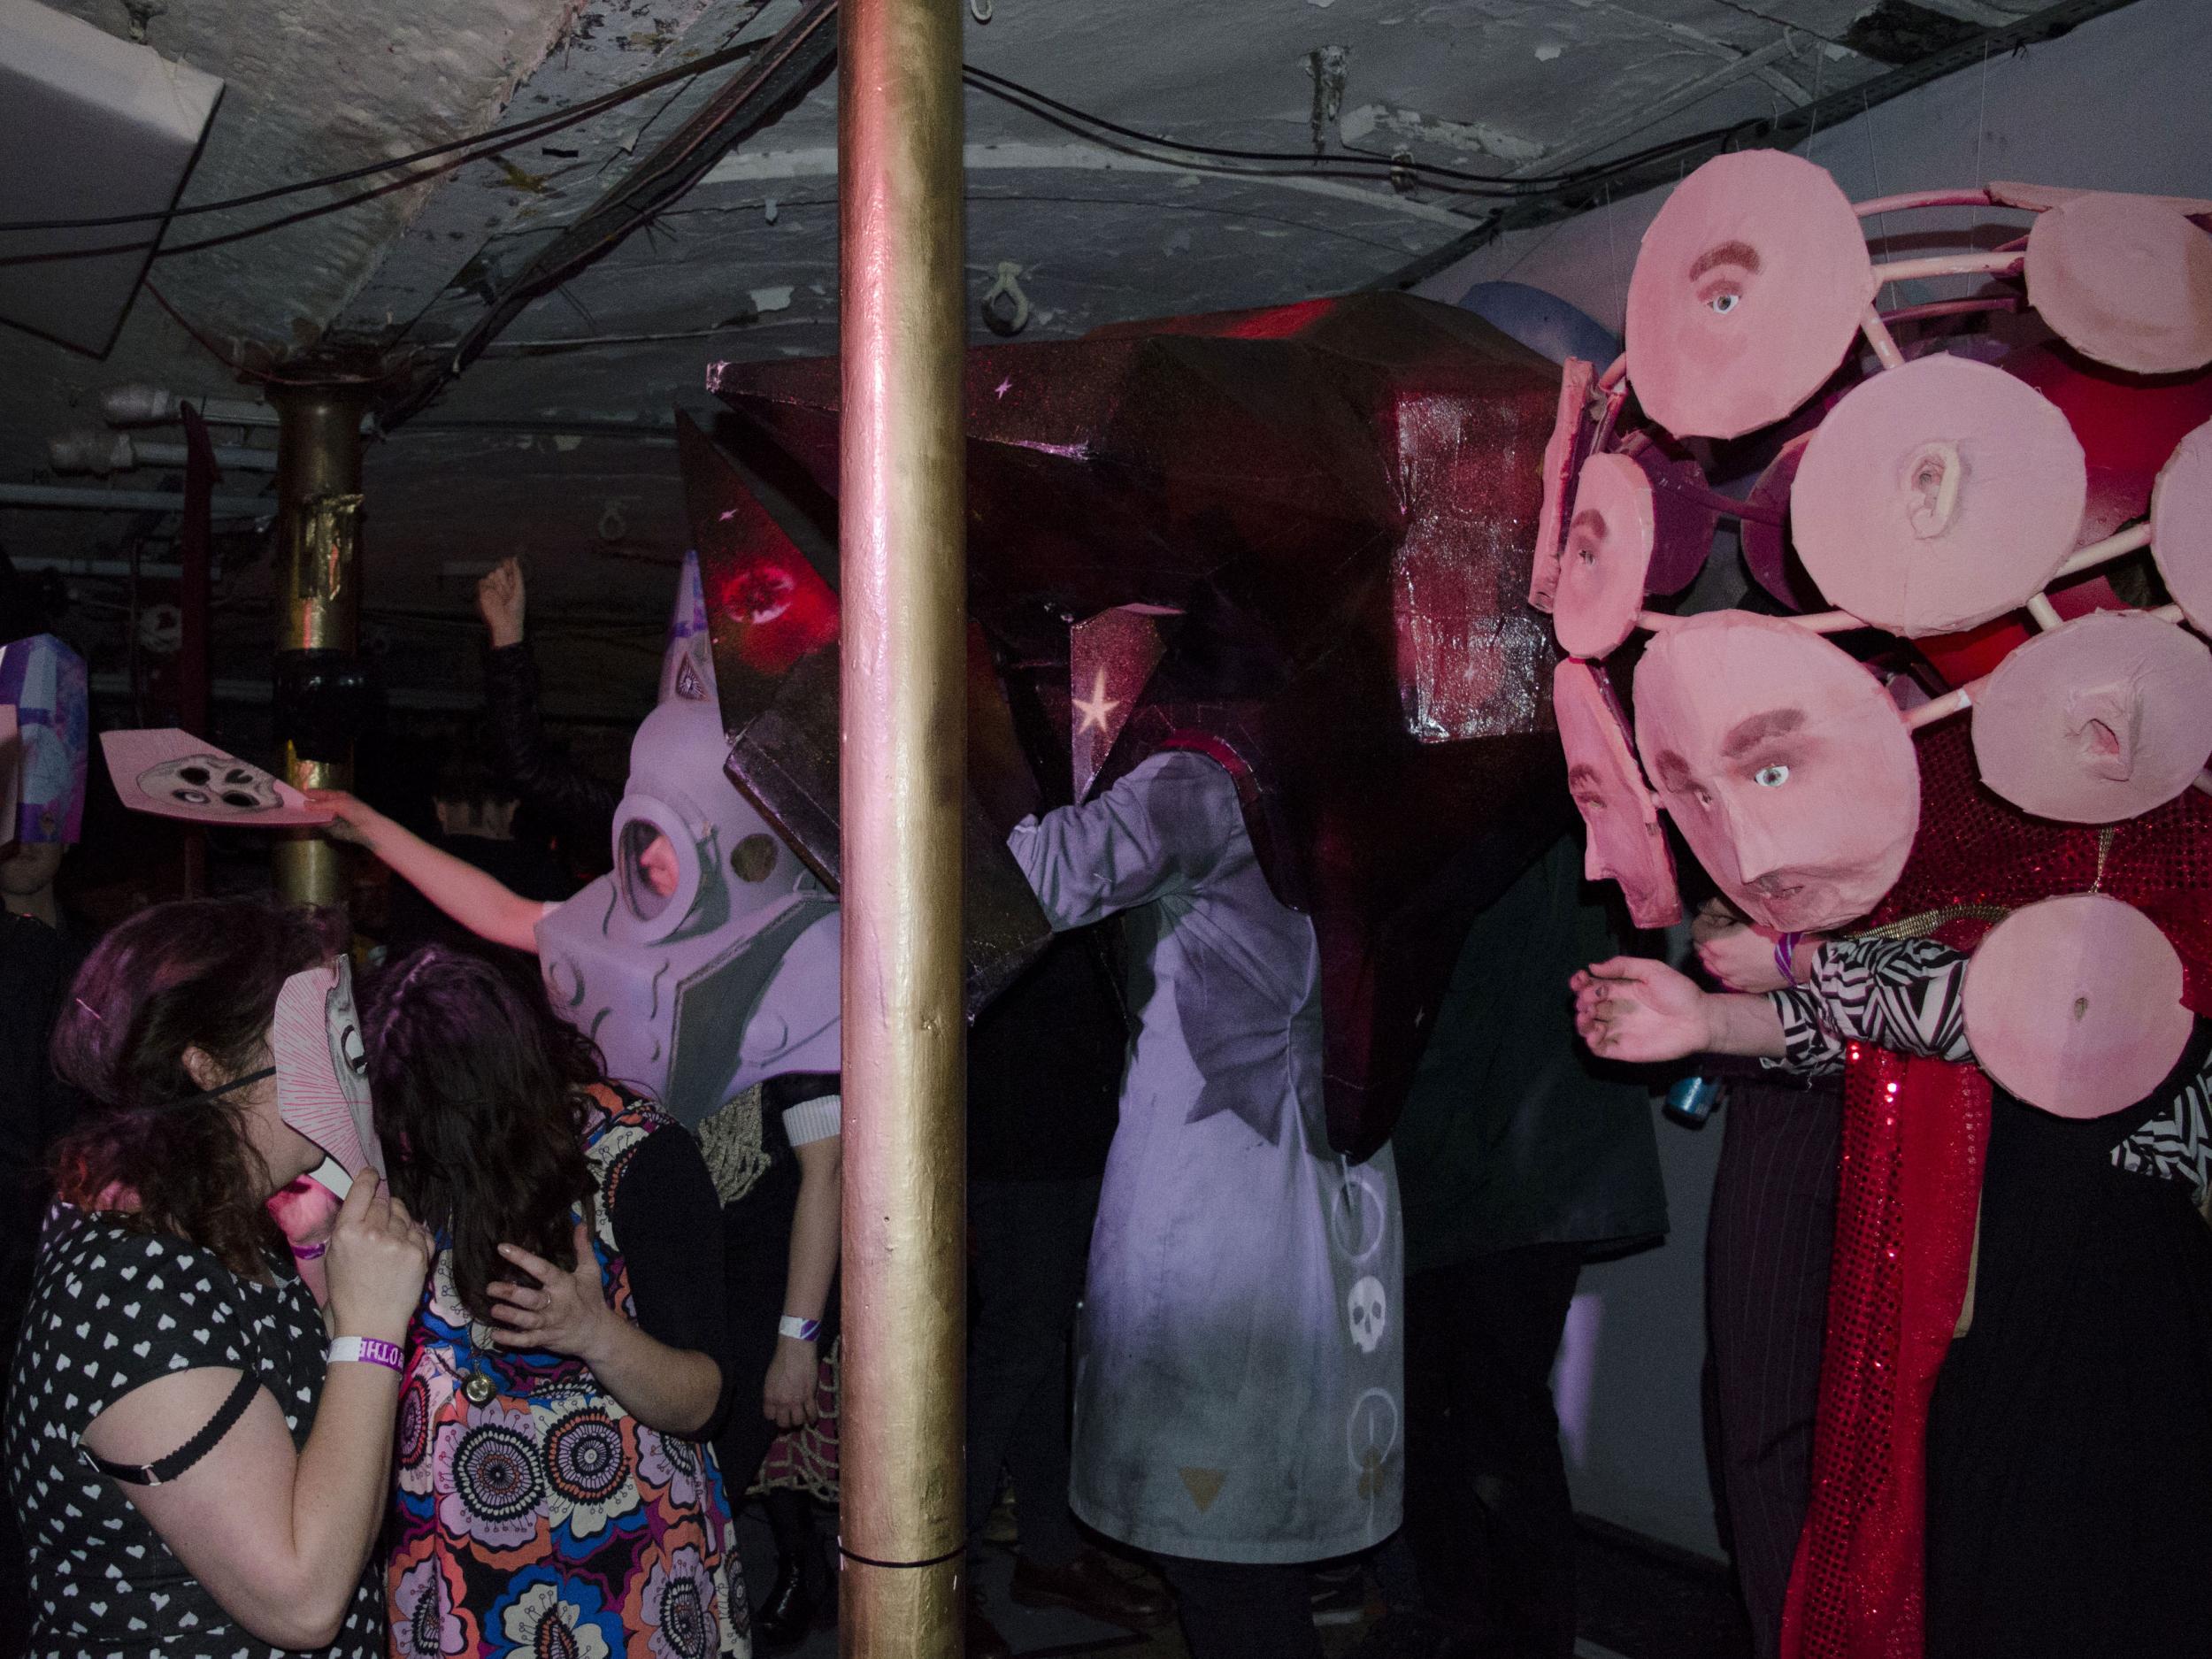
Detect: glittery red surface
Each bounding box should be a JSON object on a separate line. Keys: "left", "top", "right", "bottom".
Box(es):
{"left": 1781, "top": 1048, "right": 1990, "bottom": 1659}
{"left": 1784, "top": 718, "right": 2212, "bottom": 1659}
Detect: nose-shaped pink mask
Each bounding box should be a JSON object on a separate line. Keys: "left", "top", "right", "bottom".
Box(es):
{"left": 1632, "top": 611, "right": 1920, "bottom": 933}
{"left": 1624, "top": 150, "right": 1878, "bottom": 442}
{"left": 1555, "top": 658, "right": 1681, "bottom": 928}
{"left": 1971, "top": 610, "right": 2212, "bottom": 824}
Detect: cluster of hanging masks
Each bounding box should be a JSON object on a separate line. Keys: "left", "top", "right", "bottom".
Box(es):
{"left": 1540, "top": 150, "right": 2212, "bottom": 1117}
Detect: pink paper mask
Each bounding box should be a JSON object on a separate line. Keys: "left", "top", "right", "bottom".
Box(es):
{"left": 1962, "top": 893, "right": 2193, "bottom": 1118}
{"left": 2151, "top": 416, "right": 2212, "bottom": 636}
{"left": 1555, "top": 659, "right": 1681, "bottom": 928}
{"left": 1553, "top": 453, "right": 1655, "bottom": 660}
{"left": 2024, "top": 193, "right": 2212, "bottom": 377}
{"left": 102, "top": 730, "right": 334, "bottom": 826}
{"left": 1632, "top": 611, "right": 1919, "bottom": 933}
{"left": 1625, "top": 150, "right": 1877, "bottom": 441}
{"left": 1529, "top": 357, "right": 1597, "bottom": 613}
{"left": 271, "top": 956, "right": 383, "bottom": 1179}
{"left": 1791, "top": 354, "right": 2087, "bottom": 636}
{"left": 1972, "top": 611, "right": 2212, "bottom": 824}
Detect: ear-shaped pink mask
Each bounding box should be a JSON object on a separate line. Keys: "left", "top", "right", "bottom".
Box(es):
{"left": 1972, "top": 611, "right": 2212, "bottom": 824}
{"left": 1963, "top": 893, "right": 2193, "bottom": 1118}
{"left": 1625, "top": 150, "right": 1877, "bottom": 441}
{"left": 1791, "top": 354, "right": 2087, "bottom": 636}
{"left": 1555, "top": 659, "right": 1681, "bottom": 928}
{"left": 1632, "top": 611, "right": 1919, "bottom": 933}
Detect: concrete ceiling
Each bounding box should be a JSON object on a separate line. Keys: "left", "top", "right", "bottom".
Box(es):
{"left": 0, "top": 0, "right": 2073, "bottom": 720}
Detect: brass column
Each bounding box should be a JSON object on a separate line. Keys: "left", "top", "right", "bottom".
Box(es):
{"left": 835, "top": 0, "right": 968, "bottom": 1652}
{"left": 272, "top": 385, "right": 367, "bottom": 909}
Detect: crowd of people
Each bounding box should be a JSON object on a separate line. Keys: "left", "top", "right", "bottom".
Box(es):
{"left": 0, "top": 533, "right": 2206, "bottom": 1659}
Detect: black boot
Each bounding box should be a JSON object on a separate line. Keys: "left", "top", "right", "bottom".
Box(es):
{"left": 756, "top": 1491, "right": 823, "bottom": 1652}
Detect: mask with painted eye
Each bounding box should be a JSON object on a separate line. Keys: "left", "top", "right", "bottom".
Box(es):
{"left": 1624, "top": 150, "right": 1877, "bottom": 440}
{"left": 1633, "top": 611, "right": 1919, "bottom": 934}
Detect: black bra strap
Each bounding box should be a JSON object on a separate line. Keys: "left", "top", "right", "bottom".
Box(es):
{"left": 83, "top": 1368, "right": 263, "bottom": 1487}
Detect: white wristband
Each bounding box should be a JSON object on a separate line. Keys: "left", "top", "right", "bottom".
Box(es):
{"left": 327, "top": 1336, "right": 404, "bottom": 1373}
{"left": 778, "top": 1315, "right": 820, "bottom": 1343}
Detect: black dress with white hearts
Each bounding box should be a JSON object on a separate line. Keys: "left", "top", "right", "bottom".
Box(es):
{"left": 4, "top": 1206, "right": 384, "bottom": 1659}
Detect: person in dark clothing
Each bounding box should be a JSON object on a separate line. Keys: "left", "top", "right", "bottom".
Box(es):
{"left": 379, "top": 741, "right": 573, "bottom": 987}
{"left": 963, "top": 930, "right": 1170, "bottom": 1658}
{"left": 1393, "top": 831, "right": 1668, "bottom": 1659}
{"left": 0, "top": 911, "right": 81, "bottom": 1653}
{"left": 1689, "top": 900, "right": 1842, "bottom": 1659}
{"left": 476, "top": 557, "right": 621, "bottom": 864}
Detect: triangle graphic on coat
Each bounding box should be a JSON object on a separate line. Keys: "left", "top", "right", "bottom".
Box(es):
{"left": 1179, "top": 1467, "right": 1226, "bottom": 1514}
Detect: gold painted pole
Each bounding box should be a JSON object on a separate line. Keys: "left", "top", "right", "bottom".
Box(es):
{"left": 835, "top": 0, "right": 968, "bottom": 1651}
{"left": 272, "top": 385, "right": 368, "bottom": 910}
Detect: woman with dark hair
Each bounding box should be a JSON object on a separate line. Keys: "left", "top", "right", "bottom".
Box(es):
{"left": 4, "top": 898, "right": 434, "bottom": 1658}
{"left": 363, "top": 946, "right": 748, "bottom": 1658}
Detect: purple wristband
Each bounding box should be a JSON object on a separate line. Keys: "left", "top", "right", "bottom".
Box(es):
{"left": 1774, "top": 932, "right": 1806, "bottom": 987}
{"left": 289, "top": 1239, "right": 328, "bottom": 1261}
{"left": 327, "top": 1336, "right": 403, "bottom": 1372}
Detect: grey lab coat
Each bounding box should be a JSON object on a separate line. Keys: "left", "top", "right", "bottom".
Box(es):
{"left": 1009, "top": 750, "right": 1403, "bottom": 1564}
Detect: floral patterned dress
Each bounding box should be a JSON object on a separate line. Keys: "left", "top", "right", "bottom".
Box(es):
{"left": 388, "top": 1088, "right": 749, "bottom": 1658}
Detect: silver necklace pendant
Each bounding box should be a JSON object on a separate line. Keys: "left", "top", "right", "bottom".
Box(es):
{"left": 463, "top": 1368, "right": 498, "bottom": 1406}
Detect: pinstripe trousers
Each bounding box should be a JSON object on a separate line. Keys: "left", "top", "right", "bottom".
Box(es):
{"left": 1701, "top": 1074, "right": 1846, "bottom": 1659}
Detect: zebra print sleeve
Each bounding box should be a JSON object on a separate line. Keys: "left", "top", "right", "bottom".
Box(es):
{"left": 2111, "top": 1032, "right": 2212, "bottom": 1211}
{"left": 1761, "top": 936, "right": 1973, "bottom": 1079}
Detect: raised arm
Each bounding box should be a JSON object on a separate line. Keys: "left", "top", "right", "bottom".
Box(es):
{"left": 1007, "top": 749, "right": 1244, "bottom": 931}
{"left": 79, "top": 1174, "right": 433, "bottom": 1650}
{"left": 305, "top": 788, "right": 549, "bottom": 953}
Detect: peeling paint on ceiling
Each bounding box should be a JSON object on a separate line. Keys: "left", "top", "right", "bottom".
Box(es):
{"left": 0, "top": 0, "right": 2083, "bottom": 718}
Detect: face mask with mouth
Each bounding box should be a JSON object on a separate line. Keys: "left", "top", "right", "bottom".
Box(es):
{"left": 1633, "top": 611, "right": 1921, "bottom": 934}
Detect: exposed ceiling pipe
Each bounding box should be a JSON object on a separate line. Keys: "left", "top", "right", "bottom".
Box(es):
{"left": 50, "top": 430, "right": 279, "bottom": 474}
{"left": 0, "top": 482, "right": 272, "bottom": 517}
{"left": 97, "top": 384, "right": 675, "bottom": 442}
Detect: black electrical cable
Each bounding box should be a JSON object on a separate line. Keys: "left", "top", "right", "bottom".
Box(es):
{"left": 1, "top": 49, "right": 1763, "bottom": 263}
{"left": 0, "top": 37, "right": 766, "bottom": 234}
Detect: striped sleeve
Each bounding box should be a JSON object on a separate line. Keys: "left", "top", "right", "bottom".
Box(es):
{"left": 1763, "top": 937, "right": 1972, "bottom": 1079}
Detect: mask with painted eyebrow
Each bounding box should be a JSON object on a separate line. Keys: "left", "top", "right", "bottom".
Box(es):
{"left": 1632, "top": 611, "right": 1918, "bottom": 933}
{"left": 1625, "top": 150, "right": 1878, "bottom": 440}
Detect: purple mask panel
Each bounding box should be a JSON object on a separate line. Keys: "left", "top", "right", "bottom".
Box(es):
{"left": 0, "top": 634, "right": 88, "bottom": 844}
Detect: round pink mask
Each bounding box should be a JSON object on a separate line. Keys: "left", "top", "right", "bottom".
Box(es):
{"left": 2024, "top": 193, "right": 2212, "bottom": 377}
{"left": 1792, "top": 354, "right": 2087, "bottom": 636}
{"left": 1632, "top": 611, "right": 1919, "bottom": 933}
{"left": 1962, "top": 893, "right": 2193, "bottom": 1118}
{"left": 1555, "top": 658, "right": 1682, "bottom": 929}
{"left": 1554, "top": 452, "right": 1655, "bottom": 660}
{"left": 1625, "top": 150, "right": 1877, "bottom": 442}
{"left": 2151, "top": 416, "right": 2212, "bottom": 635}
{"left": 1972, "top": 610, "right": 2212, "bottom": 825}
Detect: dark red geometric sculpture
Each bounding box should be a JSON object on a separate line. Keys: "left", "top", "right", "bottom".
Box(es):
{"left": 689, "top": 292, "right": 1573, "bottom": 1158}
